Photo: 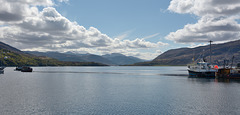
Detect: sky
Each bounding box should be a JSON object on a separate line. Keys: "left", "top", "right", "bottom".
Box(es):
{"left": 0, "top": 0, "right": 240, "bottom": 60}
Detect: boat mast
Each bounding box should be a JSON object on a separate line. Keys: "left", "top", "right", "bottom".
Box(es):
{"left": 209, "top": 40, "right": 212, "bottom": 64}
{"left": 231, "top": 56, "right": 234, "bottom": 68}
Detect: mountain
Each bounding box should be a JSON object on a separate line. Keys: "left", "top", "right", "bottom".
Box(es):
{"left": 102, "top": 53, "right": 146, "bottom": 65}
{"left": 25, "top": 51, "right": 86, "bottom": 62}
{"left": 79, "top": 54, "right": 115, "bottom": 65}
{"left": 26, "top": 52, "right": 146, "bottom": 65}
{"left": 0, "top": 41, "right": 145, "bottom": 66}
{"left": 134, "top": 40, "right": 240, "bottom": 66}
{"left": 0, "top": 41, "right": 22, "bottom": 53}
{"left": 0, "top": 42, "right": 107, "bottom": 66}
{"left": 25, "top": 51, "right": 115, "bottom": 65}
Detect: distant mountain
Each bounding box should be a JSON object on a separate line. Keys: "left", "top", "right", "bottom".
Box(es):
{"left": 25, "top": 51, "right": 86, "bottom": 62}
{"left": 0, "top": 49, "right": 107, "bottom": 66}
{"left": 25, "top": 51, "right": 115, "bottom": 65}
{"left": 80, "top": 54, "right": 115, "bottom": 65}
{"left": 102, "top": 53, "right": 146, "bottom": 65}
{"left": 0, "top": 41, "right": 145, "bottom": 66}
{"left": 0, "top": 42, "right": 107, "bottom": 66}
{"left": 26, "top": 52, "right": 146, "bottom": 65}
{"left": 133, "top": 40, "right": 240, "bottom": 66}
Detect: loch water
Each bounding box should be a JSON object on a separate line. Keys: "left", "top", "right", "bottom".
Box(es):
{"left": 0, "top": 66, "right": 240, "bottom": 114}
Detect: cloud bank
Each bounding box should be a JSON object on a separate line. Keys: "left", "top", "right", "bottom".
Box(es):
{"left": 166, "top": 0, "right": 240, "bottom": 43}
{"left": 0, "top": 0, "right": 166, "bottom": 60}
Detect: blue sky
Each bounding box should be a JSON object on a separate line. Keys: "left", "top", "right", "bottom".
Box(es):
{"left": 56, "top": 0, "right": 196, "bottom": 47}
{"left": 56, "top": 0, "right": 194, "bottom": 35}
{"left": 0, "top": 0, "right": 240, "bottom": 60}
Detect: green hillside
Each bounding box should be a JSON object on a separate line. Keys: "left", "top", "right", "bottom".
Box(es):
{"left": 0, "top": 49, "right": 107, "bottom": 66}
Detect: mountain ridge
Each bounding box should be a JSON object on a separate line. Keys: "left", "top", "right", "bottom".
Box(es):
{"left": 25, "top": 51, "right": 146, "bottom": 65}
{"left": 0, "top": 42, "right": 107, "bottom": 66}
{"left": 133, "top": 40, "right": 240, "bottom": 66}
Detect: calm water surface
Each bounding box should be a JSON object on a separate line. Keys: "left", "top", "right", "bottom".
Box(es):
{"left": 0, "top": 66, "right": 240, "bottom": 114}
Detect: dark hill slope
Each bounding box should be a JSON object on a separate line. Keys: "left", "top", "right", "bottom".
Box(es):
{"left": 0, "top": 41, "right": 22, "bottom": 53}
{"left": 134, "top": 40, "right": 240, "bottom": 66}
{"left": 153, "top": 40, "right": 240, "bottom": 65}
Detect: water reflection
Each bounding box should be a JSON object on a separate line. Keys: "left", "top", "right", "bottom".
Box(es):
{"left": 188, "top": 77, "right": 240, "bottom": 83}
{"left": 159, "top": 74, "right": 188, "bottom": 77}
{"left": 214, "top": 78, "right": 240, "bottom": 83}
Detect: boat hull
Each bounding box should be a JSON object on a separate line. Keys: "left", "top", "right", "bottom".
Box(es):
{"left": 220, "top": 74, "right": 240, "bottom": 79}
{"left": 20, "top": 67, "right": 33, "bottom": 72}
{"left": 21, "top": 69, "right": 33, "bottom": 72}
{"left": 216, "top": 68, "right": 240, "bottom": 79}
{"left": 0, "top": 67, "right": 5, "bottom": 70}
{"left": 0, "top": 70, "right": 4, "bottom": 74}
{"left": 188, "top": 70, "right": 215, "bottom": 78}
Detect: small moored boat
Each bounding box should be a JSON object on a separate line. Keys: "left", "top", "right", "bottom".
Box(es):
{"left": 0, "top": 66, "right": 5, "bottom": 74}
{"left": 216, "top": 60, "right": 240, "bottom": 79}
{"left": 15, "top": 66, "right": 23, "bottom": 71}
{"left": 15, "top": 66, "right": 33, "bottom": 72}
{"left": 21, "top": 66, "right": 33, "bottom": 72}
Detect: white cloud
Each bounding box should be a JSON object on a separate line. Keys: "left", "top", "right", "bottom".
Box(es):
{"left": 167, "top": 0, "right": 240, "bottom": 43}
{"left": 0, "top": 0, "right": 53, "bottom": 22}
{"left": 0, "top": 0, "right": 167, "bottom": 60}
{"left": 166, "top": 16, "right": 240, "bottom": 43}
{"left": 188, "top": 43, "right": 208, "bottom": 48}
{"left": 157, "top": 41, "right": 169, "bottom": 46}
{"left": 168, "top": 0, "right": 240, "bottom": 17}
{"left": 113, "top": 29, "right": 135, "bottom": 40}
{"left": 142, "top": 33, "right": 160, "bottom": 40}
{"left": 124, "top": 38, "right": 158, "bottom": 48}
{"left": 156, "top": 50, "right": 162, "bottom": 54}
{"left": 124, "top": 50, "right": 164, "bottom": 60}
{"left": 57, "top": 0, "right": 69, "bottom": 3}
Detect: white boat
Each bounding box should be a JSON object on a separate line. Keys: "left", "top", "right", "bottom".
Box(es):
{"left": 15, "top": 66, "right": 23, "bottom": 71}
{"left": 187, "top": 59, "right": 217, "bottom": 77}
{"left": 187, "top": 41, "right": 217, "bottom": 78}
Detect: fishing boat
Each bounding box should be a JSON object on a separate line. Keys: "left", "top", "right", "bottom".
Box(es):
{"left": 20, "top": 66, "right": 33, "bottom": 72}
{"left": 15, "top": 66, "right": 23, "bottom": 71}
{"left": 187, "top": 41, "right": 217, "bottom": 78}
{"left": 15, "top": 66, "right": 33, "bottom": 72}
{"left": 215, "top": 68, "right": 240, "bottom": 79}
{"left": 215, "top": 59, "right": 240, "bottom": 79}
{"left": 187, "top": 59, "right": 217, "bottom": 77}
